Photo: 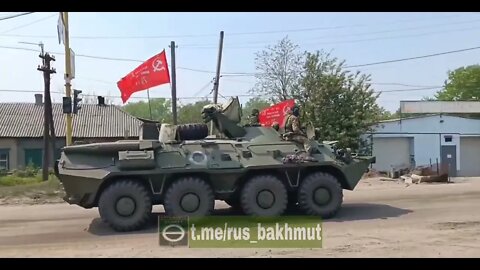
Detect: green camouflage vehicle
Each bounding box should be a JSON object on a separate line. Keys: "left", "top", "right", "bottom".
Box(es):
{"left": 55, "top": 97, "right": 375, "bottom": 232}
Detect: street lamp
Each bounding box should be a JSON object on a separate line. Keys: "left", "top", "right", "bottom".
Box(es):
{"left": 19, "top": 41, "right": 45, "bottom": 63}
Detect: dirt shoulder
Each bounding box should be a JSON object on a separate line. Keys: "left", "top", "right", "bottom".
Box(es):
{"left": 0, "top": 179, "right": 65, "bottom": 205}
{"left": 1, "top": 177, "right": 480, "bottom": 257}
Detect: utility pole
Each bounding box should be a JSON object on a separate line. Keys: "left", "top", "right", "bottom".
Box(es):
{"left": 170, "top": 41, "right": 177, "bottom": 125}
{"left": 212, "top": 31, "right": 224, "bottom": 105}
{"left": 62, "top": 12, "right": 73, "bottom": 146}
{"left": 38, "top": 43, "right": 57, "bottom": 168}
{"left": 38, "top": 53, "right": 56, "bottom": 181}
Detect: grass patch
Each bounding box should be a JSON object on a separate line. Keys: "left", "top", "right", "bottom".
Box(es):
{"left": 0, "top": 174, "right": 64, "bottom": 204}
{"left": 0, "top": 174, "right": 44, "bottom": 186}
{"left": 0, "top": 164, "right": 56, "bottom": 187}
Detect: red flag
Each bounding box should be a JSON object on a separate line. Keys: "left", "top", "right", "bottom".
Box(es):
{"left": 258, "top": 99, "right": 296, "bottom": 128}
{"left": 117, "top": 50, "right": 170, "bottom": 103}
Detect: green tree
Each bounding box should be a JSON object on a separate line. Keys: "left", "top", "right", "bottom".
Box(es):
{"left": 299, "top": 50, "right": 382, "bottom": 150}
{"left": 177, "top": 100, "right": 211, "bottom": 124}
{"left": 122, "top": 98, "right": 172, "bottom": 123}
{"left": 435, "top": 65, "right": 480, "bottom": 101}
{"left": 241, "top": 97, "right": 271, "bottom": 124}
{"left": 251, "top": 36, "right": 305, "bottom": 102}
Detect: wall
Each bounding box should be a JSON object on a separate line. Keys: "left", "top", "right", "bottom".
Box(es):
{"left": 368, "top": 115, "right": 478, "bottom": 173}
{"left": 0, "top": 136, "right": 140, "bottom": 170}
{"left": 413, "top": 134, "right": 442, "bottom": 168}
{"left": 374, "top": 115, "right": 480, "bottom": 134}
{"left": 371, "top": 137, "right": 412, "bottom": 171}
{"left": 17, "top": 138, "right": 66, "bottom": 169}
{"left": 0, "top": 138, "right": 19, "bottom": 170}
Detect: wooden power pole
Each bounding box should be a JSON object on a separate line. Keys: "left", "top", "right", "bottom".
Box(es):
{"left": 38, "top": 53, "right": 56, "bottom": 181}
{"left": 212, "top": 31, "right": 224, "bottom": 105}
{"left": 170, "top": 41, "right": 177, "bottom": 125}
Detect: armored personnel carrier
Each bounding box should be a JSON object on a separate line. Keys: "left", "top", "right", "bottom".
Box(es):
{"left": 55, "top": 97, "right": 375, "bottom": 232}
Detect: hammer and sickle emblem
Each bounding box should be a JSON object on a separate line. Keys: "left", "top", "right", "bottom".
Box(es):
{"left": 152, "top": 58, "right": 166, "bottom": 72}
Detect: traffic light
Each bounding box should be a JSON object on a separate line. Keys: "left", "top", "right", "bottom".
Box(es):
{"left": 73, "top": 89, "right": 82, "bottom": 114}
{"left": 62, "top": 97, "right": 72, "bottom": 114}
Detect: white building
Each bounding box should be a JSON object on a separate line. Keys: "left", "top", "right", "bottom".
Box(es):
{"left": 367, "top": 114, "right": 480, "bottom": 177}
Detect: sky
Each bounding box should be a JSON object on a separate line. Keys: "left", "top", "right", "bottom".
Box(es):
{"left": 1, "top": 12, "right": 480, "bottom": 112}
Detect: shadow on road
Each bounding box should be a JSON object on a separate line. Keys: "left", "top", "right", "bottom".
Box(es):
{"left": 329, "top": 203, "right": 412, "bottom": 222}
{"left": 87, "top": 203, "right": 412, "bottom": 236}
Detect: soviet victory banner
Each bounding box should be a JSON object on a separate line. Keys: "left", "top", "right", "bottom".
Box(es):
{"left": 117, "top": 50, "right": 171, "bottom": 103}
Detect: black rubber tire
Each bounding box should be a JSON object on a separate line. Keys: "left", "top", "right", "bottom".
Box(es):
{"left": 240, "top": 175, "right": 288, "bottom": 216}
{"left": 98, "top": 180, "right": 152, "bottom": 232}
{"left": 163, "top": 177, "right": 214, "bottom": 217}
{"left": 176, "top": 123, "right": 209, "bottom": 140}
{"left": 298, "top": 172, "right": 343, "bottom": 219}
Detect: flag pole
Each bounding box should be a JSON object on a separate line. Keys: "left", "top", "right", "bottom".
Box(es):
{"left": 147, "top": 88, "right": 153, "bottom": 120}
{"left": 170, "top": 41, "right": 178, "bottom": 125}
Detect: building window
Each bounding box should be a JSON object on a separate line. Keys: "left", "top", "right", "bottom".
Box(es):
{"left": 444, "top": 135, "right": 453, "bottom": 143}
{"left": 0, "top": 150, "right": 9, "bottom": 171}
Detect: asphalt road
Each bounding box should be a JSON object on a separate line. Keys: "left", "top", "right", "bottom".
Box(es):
{"left": 1, "top": 177, "right": 480, "bottom": 257}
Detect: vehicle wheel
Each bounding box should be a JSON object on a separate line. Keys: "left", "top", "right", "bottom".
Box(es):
{"left": 240, "top": 175, "right": 288, "bottom": 216}
{"left": 98, "top": 180, "right": 152, "bottom": 232}
{"left": 298, "top": 172, "right": 343, "bottom": 218}
{"left": 163, "top": 177, "right": 214, "bottom": 216}
{"left": 176, "top": 123, "right": 209, "bottom": 140}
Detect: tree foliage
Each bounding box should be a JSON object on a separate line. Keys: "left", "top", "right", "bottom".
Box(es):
{"left": 122, "top": 98, "right": 213, "bottom": 125}
{"left": 251, "top": 36, "right": 305, "bottom": 102}
{"left": 301, "top": 51, "right": 382, "bottom": 149}
{"left": 122, "top": 98, "right": 172, "bottom": 123}
{"left": 252, "top": 36, "right": 383, "bottom": 150}
{"left": 177, "top": 100, "right": 211, "bottom": 124}
{"left": 435, "top": 65, "right": 480, "bottom": 101}
{"left": 241, "top": 97, "right": 271, "bottom": 124}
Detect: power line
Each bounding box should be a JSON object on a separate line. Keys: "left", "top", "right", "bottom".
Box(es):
{"left": 192, "top": 78, "right": 215, "bottom": 97}
{"left": 380, "top": 87, "right": 441, "bottom": 93}
{"left": 2, "top": 42, "right": 480, "bottom": 77}
{"left": 372, "top": 82, "right": 442, "bottom": 88}
{"left": 181, "top": 25, "right": 480, "bottom": 50}
{"left": 1, "top": 13, "right": 56, "bottom": 34}
{"left": 181, "top": 17, "right": 480, "bottom": 48}
{"left": 221, "top": 77, "right": 256, "bottom": 84}
{"left": 221, "top": 44, "right": 480, "bottom": 75}
{"left": 0, "top": 13, "right": 465, "bottom": 40}
{"left": 0, "top": 45, "right": 39, "bottom": 53}
{"left": 0, "top": 44, "right": 216, "bottom": 73}
{"left": 0, "top": 44, "right": 247, "bottom": 75}
{"left": 0, "top": 12, "right": 34, "bottom": 21}
{"left": 345, "top": 45, "right": 480, "bottom": 68}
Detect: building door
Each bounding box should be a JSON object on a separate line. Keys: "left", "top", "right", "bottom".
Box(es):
{"left": 371, "top": 137, "right": 411, "bottom": 172}
{"left": 24, "top": 149, "right": 43, "bottom": 168}
{"left": 441, "top": 145, "right": 457, "bottom": 177}
{"left": 459, "top": 137, "right": 480, "bottom": 176}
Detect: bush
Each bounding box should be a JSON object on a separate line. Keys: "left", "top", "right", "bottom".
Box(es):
{"left": 0, "top": 163, "right": 58, "bottom": 187}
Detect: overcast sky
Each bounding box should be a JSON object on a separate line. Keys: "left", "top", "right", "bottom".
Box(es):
{"left": 1, "top": 12, "right": 479, "bottom": 112}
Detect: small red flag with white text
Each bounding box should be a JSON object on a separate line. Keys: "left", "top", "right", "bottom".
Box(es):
{"left": 117, "top": 50, "right": 170, "bottom": 103}
{"left": 258, "top": 99, "right": 296, "bottom": 128}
